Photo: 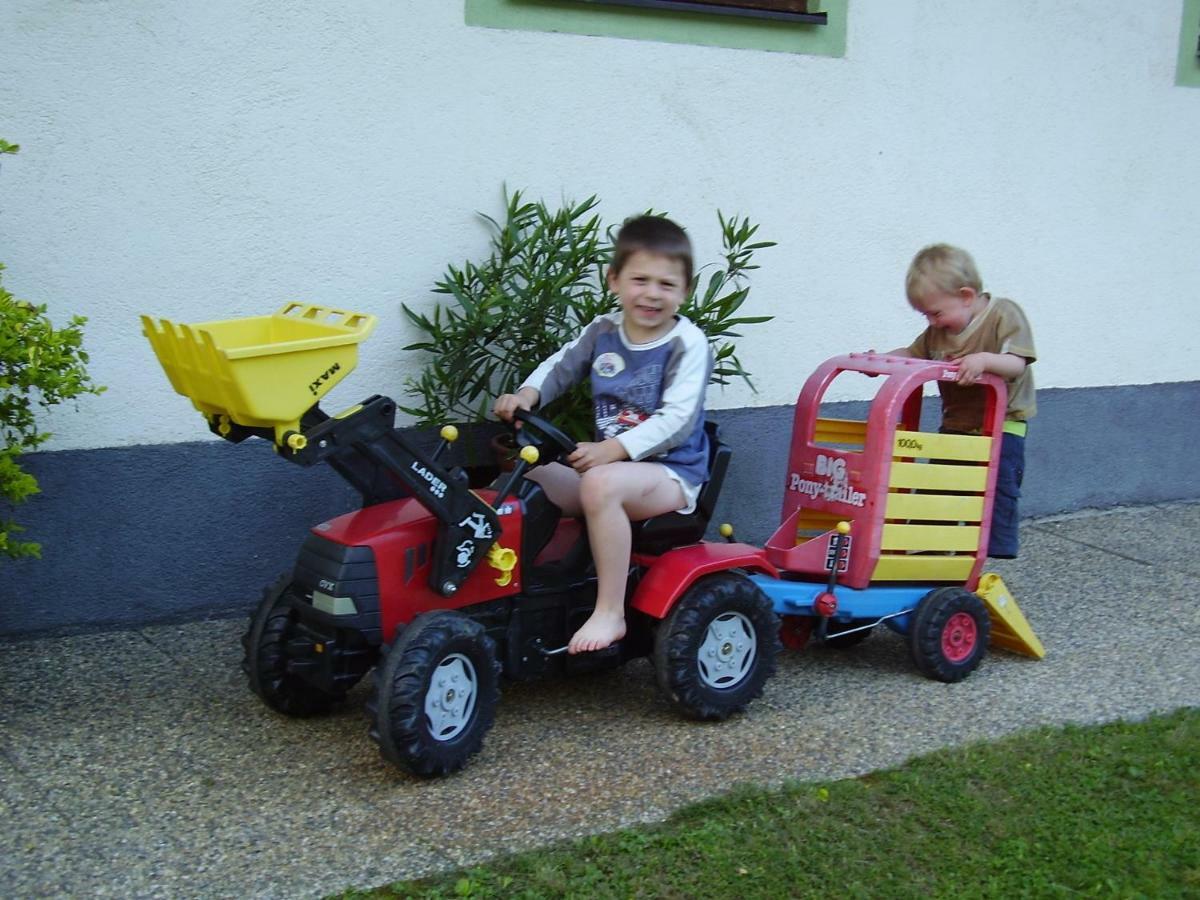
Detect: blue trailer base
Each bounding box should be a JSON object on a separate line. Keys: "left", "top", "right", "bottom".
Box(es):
{"left": 748, "top": 576, "right": 935, "bottom": 635}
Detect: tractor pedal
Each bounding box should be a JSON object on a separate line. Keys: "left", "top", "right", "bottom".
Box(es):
{"left": 562, "top": 642, "right": 624, "bottom": 674}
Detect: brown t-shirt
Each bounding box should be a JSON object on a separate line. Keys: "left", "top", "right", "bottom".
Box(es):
{"left": 907, "top": 295, "right": 1037, "bottom": 434}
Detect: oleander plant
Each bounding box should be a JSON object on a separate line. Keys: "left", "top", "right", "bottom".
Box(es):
{"left": 400, "top": 189, "right": 776, "bottom": 443}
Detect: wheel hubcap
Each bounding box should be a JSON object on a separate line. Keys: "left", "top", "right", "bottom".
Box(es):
{"left": 424, "top": 653, "right": 478, "bottom": 740}
{"left": 941, "top": 612, "right": 978, "bottom": 663}
{"left": 698, "top": 612, "right": 757, "bottom": 689}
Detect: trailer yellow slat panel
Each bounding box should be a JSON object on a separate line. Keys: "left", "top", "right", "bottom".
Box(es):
{"left": 889, "top": 462, "right": 988, "bottom": 492}
{"left": 881, "top": 524, "right": 981, "bottom": 551}
{"left": 884, "top": 492, "right": 986, "bottom": 522}
{"left": 871, "top": 554, "right": 976, "bottom": 581}
{"left": 892, "top": 430, "right": 992, "bottom": 462}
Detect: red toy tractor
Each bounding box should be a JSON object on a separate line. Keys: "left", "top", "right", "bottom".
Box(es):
{"left": 143, "top": 304, "right": 781, "bottom": 776}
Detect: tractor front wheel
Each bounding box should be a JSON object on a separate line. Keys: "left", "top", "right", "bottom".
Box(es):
{"left": 241, "top": 574, "right": 342, "bottom": 716}
{"left": 654, "top": 572, "right": 780, "bottom": 720}
{"left": 908, "top": 587, "right": 990, "bottom": 683}
{"left": 369, "top": 611, "right": 501, "bottom": 777}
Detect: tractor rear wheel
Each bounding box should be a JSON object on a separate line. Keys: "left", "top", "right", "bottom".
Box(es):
{"left": 241, "top": 574, "right": 342, "bottom": 716}
{"left": 908, "top": 587, "right": 990, "bottom": 682}
{"left": 654, "top": 572, "right": 780, "bottom": 720}
{"left": 369, "top": 611, "right": 500, "bottom": 776}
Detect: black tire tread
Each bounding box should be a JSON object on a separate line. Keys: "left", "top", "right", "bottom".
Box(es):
{"left": 908, "top": 586, "right": 990, "bottom": 683}
{"left": 241, "top": 573, "right": 341, "bottom": 716}
{"left": 654, "top": 572, "right": 780, "bottom": 721}
{"left": 369, "top": 612, "right": 500, "bottom": 777}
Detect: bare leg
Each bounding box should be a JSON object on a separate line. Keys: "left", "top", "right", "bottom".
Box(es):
{"left": 568, "top": 462, "right": 685, "bottom": 654}
{"left": 525, "top": 462, "right": 582, "bottom": 517}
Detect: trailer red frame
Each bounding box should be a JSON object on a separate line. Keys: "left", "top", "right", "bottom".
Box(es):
{"left": 763, "top": 352, "right": 1006, "bottom": 592}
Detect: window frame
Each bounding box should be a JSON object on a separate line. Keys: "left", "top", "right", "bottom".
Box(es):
{"left": 464, "top": 0, "right": 847, "bottom": 58}
{"left": 578, "top": 1, "right": 827, "bottom": 25}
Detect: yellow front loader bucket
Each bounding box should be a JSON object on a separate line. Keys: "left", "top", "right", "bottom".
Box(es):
{"left": 142, "top": 302, "right": 376, "bottom": 446}
{"left": 977, "top": 573, "right": 1046, "bottom": 659}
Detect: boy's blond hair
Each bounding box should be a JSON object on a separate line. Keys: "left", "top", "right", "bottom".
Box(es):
{"left": 905, "top": 243, "right": 983, "bottom": 302}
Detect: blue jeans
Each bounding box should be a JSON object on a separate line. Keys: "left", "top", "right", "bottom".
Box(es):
{"left": 989, "top": 431, "right": 1025, "bottom": 559}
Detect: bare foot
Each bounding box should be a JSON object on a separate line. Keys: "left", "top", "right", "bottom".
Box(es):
{"left": 568, "top": 610, "right": 626, "bottom": 654}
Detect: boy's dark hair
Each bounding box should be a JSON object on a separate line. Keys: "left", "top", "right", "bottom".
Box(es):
{"left": 611, "top": 215, "right": 693, "bottom": 287}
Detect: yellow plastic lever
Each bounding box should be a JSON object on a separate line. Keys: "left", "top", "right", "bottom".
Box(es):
{"left": 487, "top": 544, "right": 518, "bottom": 587}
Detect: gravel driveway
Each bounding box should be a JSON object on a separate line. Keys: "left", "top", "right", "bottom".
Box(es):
{"left": 2, "top": 502, "right": 1197, "bottom": 898}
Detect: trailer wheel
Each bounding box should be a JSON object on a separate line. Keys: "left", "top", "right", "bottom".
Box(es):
{"left": 369, "top": 611, "right": 500, "bottom": 777}
{"left": 241, "top": 574, "right": 342, "bottom": 716}
{"left": 654, "top": 573, "right": 780, "bottom": 721}
{"left": 908, "top": 587, "right": 990, "bottom": 683}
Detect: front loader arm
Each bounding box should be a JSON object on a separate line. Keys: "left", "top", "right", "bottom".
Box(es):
{"left": 269, "top": 395, "right": 501, "bottom": 599}
{"left": 359, "top": 429, "right": 500, "bottom": 598}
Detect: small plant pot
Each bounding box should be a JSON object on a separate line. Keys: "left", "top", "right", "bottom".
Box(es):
{"left": 490, "top": 432, "right": 519, "bottom": 473}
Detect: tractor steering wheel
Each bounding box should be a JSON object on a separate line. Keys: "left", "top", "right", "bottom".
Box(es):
{"left": 512, "top": 409, "right": 578, "bottom": 465}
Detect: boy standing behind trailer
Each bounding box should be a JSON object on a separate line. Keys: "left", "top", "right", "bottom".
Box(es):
{"left": 888, "top": 243, "right": 1037, "bottom": 559}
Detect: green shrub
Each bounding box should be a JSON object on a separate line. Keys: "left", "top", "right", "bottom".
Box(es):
{"left": 0, "top": 140, "right": 104, "bottom": 559}
{"left": 400, "top": 190, "right": 774, "bottom": 439}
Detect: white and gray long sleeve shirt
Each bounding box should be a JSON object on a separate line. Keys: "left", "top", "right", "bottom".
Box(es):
{"left": 520, "top": 312, "right": 711, "bottom": 488}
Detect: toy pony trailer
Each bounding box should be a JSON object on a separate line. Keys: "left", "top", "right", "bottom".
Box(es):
{"left": 748, "top": 353, "right": 1043, "bottom": 680}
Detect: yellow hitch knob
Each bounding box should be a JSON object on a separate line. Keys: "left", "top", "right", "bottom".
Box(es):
{"left": 487, "top": 544, "right": 518, "bottom": 587}
{"left": 440, "top": 425, "right": 459, "bottom": 443}
{"left": 836, "top": 521, "right": 851, "bottom": 535}
{"left": 286, "top": 433, "right": 308, "bottom": 451}
{"left": 519, "top": 445, "right": 539, "bottom": 465}
{"left": 718, "top": 523, "right": 734, "bottom": 538}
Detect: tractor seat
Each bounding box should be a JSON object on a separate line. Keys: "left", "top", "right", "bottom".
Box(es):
{"left": 631, "top": 420, "right": 731, "bottom": 556}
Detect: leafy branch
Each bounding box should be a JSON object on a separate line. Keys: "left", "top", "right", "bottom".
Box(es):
{"left": 1, "top": 140, "right": 104, "bottom": 559}
{"left": 401, "top": 189, "right": 775, "bottom": 440}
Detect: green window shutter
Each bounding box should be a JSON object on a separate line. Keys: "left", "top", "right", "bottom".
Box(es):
{"left": 1178, "top": 0, "right": 1200, "bottom": 88}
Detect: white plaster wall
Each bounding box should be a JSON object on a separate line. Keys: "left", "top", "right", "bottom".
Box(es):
{"left": 2, "top": 0, "right": 1197, "bottom": 450}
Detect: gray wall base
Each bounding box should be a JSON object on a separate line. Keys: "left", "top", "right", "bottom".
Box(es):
{"left": 3, "top": 382, "right": 1196, "bottom": 637}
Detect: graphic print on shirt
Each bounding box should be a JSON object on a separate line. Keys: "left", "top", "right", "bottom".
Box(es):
{"left": 592, "top": 352, "right": 626, "bottom": 378}
{"left": 595, "top": 362, "right": 662, "bottom": 440}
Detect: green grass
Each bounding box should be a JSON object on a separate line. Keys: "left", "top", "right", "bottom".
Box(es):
{"left": 343, "top": 709, "right": 1200, "bottom": 899}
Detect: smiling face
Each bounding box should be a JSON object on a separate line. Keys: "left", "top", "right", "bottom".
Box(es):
{"left": 909, "top": 287, "right": 980, "bottom": 335}
{"left": 607, "top": 250, "right": 688, "bottom": 343}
